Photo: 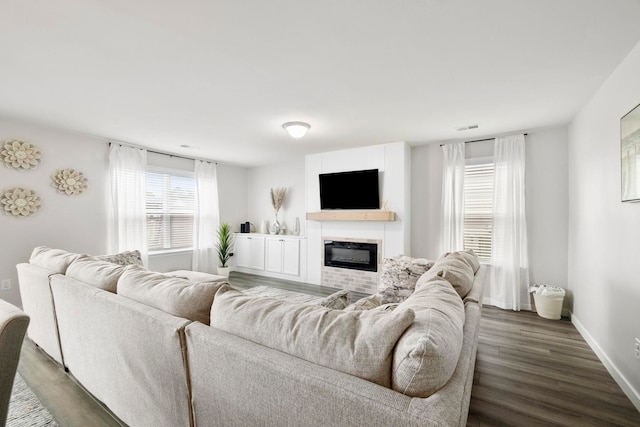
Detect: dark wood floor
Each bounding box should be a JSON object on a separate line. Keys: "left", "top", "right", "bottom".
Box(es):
{"left": 17, "top": 272, "right": 640, "bottom": 426}
{"left": 467, "top": 307, "right": 640, "bottom": 426}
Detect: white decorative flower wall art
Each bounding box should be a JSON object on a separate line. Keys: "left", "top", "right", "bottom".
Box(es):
{"left": 52, "top": 168, "right": 88, "bottom": 195}
{"left": 1, "top": 188, "right": 42, "bottom": 217}
{"left": 1, "top": 140, "right": 42, "bottom": 170}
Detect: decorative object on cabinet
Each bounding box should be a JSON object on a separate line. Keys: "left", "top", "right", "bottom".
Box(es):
{"left": 260, "top": 219, "right": 269, "bottom": 234}
{"left": 621, "top": 102, "right": 640, "bottom": 202}
{"left": 270, "top": 187, "right": 286, "bottom": 234}
{"left": 1, "top": 140, "right": 42, "bottom": 170}
{"left": 52, "top": 168, "right": 88, "bottom": 195}
{"left": 1, "top": 187, "right": 41, "bottom": 217}
{"left": 215, "top": 222, "right": 234, "bottom": 277}
{"left": 293, "top": 217, "right": 300, "bottom": 236}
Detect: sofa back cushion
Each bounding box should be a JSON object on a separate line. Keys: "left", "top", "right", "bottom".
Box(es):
{"left": 210, "top": 284, "right": 415, "bottom": 388}
{"left": 443, "top": 250, "right": 480, "bottom": 273}
{"left": 118, "top": 266, "right": 225, "bottom": 325}
{"left": 66, "top": 255, "right": 128, "bottom": 293}
{"left": 391, "top": 278, "right": 465, "bottom": 398}
{"left": 29, "top": 246, "right": 81, "bottom": 274}
{"left": 419, "top": 253, "right": 475, "bottom": 299}
{"left": 376, "top": 255, "right": 434, "bottom": 304}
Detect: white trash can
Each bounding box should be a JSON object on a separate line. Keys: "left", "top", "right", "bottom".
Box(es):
{"left": 531, "top": 285, "right": 565, "bottom": 320}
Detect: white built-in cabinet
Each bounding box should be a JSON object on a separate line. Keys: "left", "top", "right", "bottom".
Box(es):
{"left": 265, "top": 237, "right": 300, "bottom": 276}
{"left": 235, "top": 233, "right": 302, "bottom": 278}
{"left": 235, "top": 235, "right": 265, "bottom": 270}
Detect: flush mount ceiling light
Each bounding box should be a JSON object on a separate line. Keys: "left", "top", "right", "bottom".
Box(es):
{"left": 282, "top": 122, "right": 310, "bottom": 139}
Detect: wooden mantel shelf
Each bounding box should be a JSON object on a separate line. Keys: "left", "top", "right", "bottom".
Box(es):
{"left": 306, "top": 211, "right": 396, "bottom": 222}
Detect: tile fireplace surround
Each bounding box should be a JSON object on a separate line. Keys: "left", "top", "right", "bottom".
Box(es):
{"left": 321, "top": 236, "right": 381, "bottom": 294}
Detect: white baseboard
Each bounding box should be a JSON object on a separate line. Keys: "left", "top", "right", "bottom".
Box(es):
{"left": 572, "top": 313, "right": 640, "bottom": 412}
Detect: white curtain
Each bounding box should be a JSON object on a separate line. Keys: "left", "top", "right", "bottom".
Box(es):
{"left": 107, "top": 144, "right": 148, "bottom": 265}
{"left": 192, "top": 160, "right": 220, "bottom": 273}
{"left": 490, "top": 134, "right": 529, "bottom": 311}
{"left": 441, "top": 142, "right": 466, "bottom": 253}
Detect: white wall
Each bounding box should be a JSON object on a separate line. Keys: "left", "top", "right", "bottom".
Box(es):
{"left": 568, "top": 40, "right": 640, "bottom": 409}
{"left": 0, "top": 119, "right": 109, "bottom": 306}
{"left": 525, "top": 128, "right": 569, "bottom": 288}
{"left": 246, "top": 158, "right": 306, "bottom": 236}
{"left": 0, "top": 118, "right": 249, "bottom": 301}
{"left": 411, "top": 126, "right": 569, "bottom": 305}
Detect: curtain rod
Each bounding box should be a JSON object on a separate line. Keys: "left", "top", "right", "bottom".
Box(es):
{"left": 108, "top": 142, "right": 217, "bottom": 164}
{"left": 440, "top": 133, "right": 528, "bottom": 147}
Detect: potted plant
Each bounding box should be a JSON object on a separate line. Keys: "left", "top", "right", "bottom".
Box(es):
{"left": 216, "top": 222, "right": 233, "bottom": 278}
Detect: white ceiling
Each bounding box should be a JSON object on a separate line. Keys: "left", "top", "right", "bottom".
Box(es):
{"left": 1, "top": 0, "right": 640, "bottom": 167}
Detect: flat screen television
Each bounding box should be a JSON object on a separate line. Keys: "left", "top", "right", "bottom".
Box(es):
{"left": 319, "top": 169, "right": 380, "bottom": 209}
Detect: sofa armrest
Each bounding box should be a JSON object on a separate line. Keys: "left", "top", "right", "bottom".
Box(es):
{"left": 16, "top": 263, "right": 64, "bottom": 364}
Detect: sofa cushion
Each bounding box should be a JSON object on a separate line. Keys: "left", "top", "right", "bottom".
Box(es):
{"left": 443, "top": 250, "right": 480, "bottom": 273}
{"left": 66, "top": 255, "right": 128, "bottom": 293}
{"left": 210, "top": 284, "right": 415, "bottom": 388}
{"left": 391, "top": 278, "right": 465, "bottom": 398}
{"left": 320, "top": 289, "right": 351, "bottom": 309}
{"left": 344, "top": 294, "right": 381, "bottom": 311}
{"left": 29, "top": 246, "right": 81, "bottom": 274}
{"left": 95, "top": 250, "right": 143, "bottom": 266}
{"left": 118, "top": 265, "right": 225, "bottom": 325}
{"left": 165, "top": 270, "right": 226, "bottom": 283}
{"left": 376, "top": 255, "right": 434, "bottom": 304}
{"left": 419, "top": 254, "right": 475, "bottom": 299}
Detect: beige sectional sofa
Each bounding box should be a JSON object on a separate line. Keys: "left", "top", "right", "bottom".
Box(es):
{"left": 17, "top": 246, "right": 486, "bottom": 427}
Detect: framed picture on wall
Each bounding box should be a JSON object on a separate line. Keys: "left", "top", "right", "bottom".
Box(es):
{"left": 621, "top": 103, "right": 640, "bottom": 202}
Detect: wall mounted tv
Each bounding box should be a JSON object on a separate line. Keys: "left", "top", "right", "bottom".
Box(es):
{"left": 319, "top": 169, "right": 380, "bottom": 210}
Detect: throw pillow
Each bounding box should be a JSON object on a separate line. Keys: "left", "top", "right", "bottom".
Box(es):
{"left": 344, "top": 294, "right": 381, "bottom": 311}
{"left": 118, "top": 265, "right": 226, "bottom": 325}
{"left": 376, "top": 255, "right": 435, "bottom": 304}
{"left": 96, "top": 250, "right": 143, "bottom": 266}
{"left": 210, "top": 284, "right": 415, "bottom": 388}
{"left": 320, "top": 289, "right": 351, "bottom": 309}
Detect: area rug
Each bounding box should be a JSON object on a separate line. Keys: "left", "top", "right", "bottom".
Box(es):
{"left": 7, "top": 373, "right": 58, "bottom": 427}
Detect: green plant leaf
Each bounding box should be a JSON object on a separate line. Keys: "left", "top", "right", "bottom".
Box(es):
{"left": 215, "top": 222, "right": 234, "bottom": 267}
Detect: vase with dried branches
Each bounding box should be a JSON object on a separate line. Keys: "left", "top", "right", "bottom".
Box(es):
{"left": 270, "top": 187, "right": 286, "bottom": 234}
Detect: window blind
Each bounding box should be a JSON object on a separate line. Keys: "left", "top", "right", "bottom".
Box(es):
{"left": 463, "top": 162, "right": 494, "bottom": 260}
{"left": 146, "top": 170, "right": 195, "bottom": 251}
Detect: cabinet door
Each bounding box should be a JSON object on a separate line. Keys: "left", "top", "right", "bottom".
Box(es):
{"left": 281, "top": 239, "right": 300, "bottom": 276}
{"left": 265, "top": 238, "right": 283, "bottom": 273}
{"left": 236, "top": 235, "right": 265, "bottom": 270}
{"left": 248, "top": 236, "right": 265, "bottom": 270}
{"left": 235, "top": 235, "right": 252, "bottom": 268}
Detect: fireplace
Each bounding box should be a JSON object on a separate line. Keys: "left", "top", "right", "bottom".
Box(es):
{"left": 324, "top": 240, "right": 378, "bottom": 272}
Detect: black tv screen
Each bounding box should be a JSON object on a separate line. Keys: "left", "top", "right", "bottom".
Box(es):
{"left": 319, "top": 169, "right": 380, "bottom": 209}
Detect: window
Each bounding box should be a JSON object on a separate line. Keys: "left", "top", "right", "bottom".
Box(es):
{"left": 146, "top": 168, "right": 195, "bottom": 251}
{"left": 463, "top": 161, "right": 494, "bottom": 260}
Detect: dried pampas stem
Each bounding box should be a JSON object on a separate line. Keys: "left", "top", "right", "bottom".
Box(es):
{"left": 270, "top": 187, "right": 286, "bottom": 214}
